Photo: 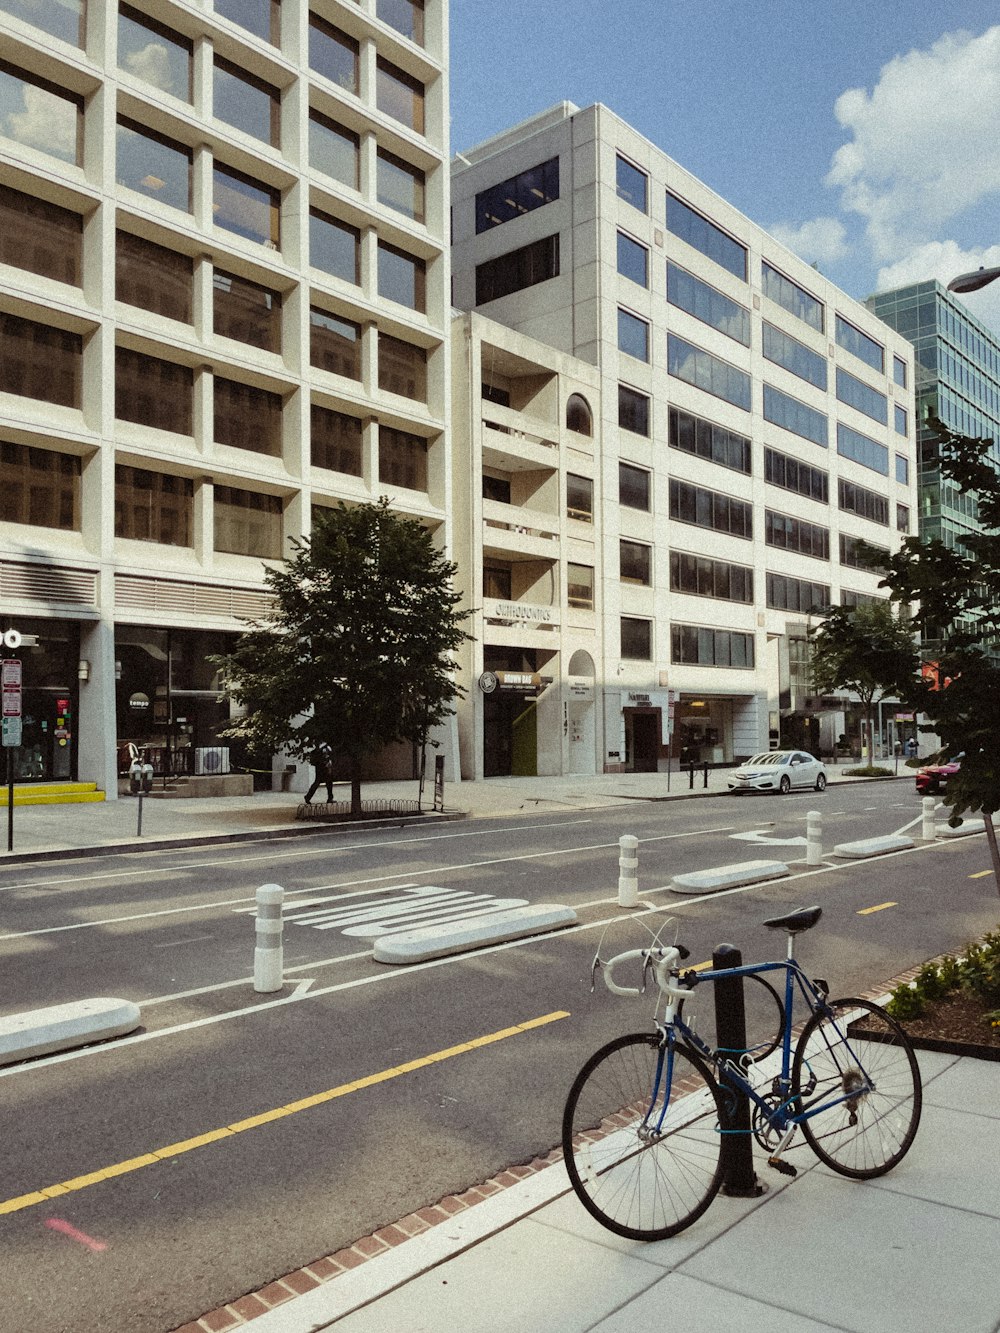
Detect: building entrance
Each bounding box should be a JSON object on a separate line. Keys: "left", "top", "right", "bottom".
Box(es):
{"left": 483, "top": 690, "right": 538, "bottom": 777}
{"left": 628, "top": 710, "right": 660, "bottom": 772}
{"left": 1, "top": 618, "right": 79, "bottom": 782}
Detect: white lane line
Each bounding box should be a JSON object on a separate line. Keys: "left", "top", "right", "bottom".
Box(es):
{"left": 152, "top": 935, "right": 215, "bottom": 949}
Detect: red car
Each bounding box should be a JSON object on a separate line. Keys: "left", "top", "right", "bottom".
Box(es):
{"left": 915, "top": 755, "right": 961, "bottom": 795}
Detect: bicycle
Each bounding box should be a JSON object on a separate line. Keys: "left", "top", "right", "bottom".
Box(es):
{"left": 562, "top": 904, "right": 922, "bottom": 1241}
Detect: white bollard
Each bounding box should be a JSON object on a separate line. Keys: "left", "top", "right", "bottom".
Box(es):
{"left": 921, "top": 796, "right": 938, "bottom": 842}
{"left": 254, "top": 883, "right": 284, "bottom": 993}
{"left": 618, "top": 834, "right": 639, "bottom": 907}
{"left": 806, "top": 810, "right": 822, "bottom": 866}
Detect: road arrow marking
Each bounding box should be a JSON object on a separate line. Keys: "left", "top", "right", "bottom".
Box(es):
{"left": 730, "top": 830, "right": 807, "bottom": 847}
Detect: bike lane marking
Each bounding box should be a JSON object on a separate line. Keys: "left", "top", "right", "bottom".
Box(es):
{"left": 0, "top": 1010, "right": 570, "bottom": 1218}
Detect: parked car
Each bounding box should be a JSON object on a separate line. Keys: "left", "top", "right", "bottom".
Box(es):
{"left": 727, "top": 750, "right": 827, "bottom": 795}
{"left": 915, "top": 755, "right": 962, "bottom": 795}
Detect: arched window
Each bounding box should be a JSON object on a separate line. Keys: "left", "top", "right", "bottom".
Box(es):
{"left": 566, "top": 393, "right": 593, "bottom": 436}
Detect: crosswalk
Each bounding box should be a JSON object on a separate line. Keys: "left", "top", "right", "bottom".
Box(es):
{"left": 244, "top": 883, "right": 529, "bottom": 940}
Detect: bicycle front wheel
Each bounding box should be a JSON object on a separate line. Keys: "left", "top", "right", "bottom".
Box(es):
{"left": 562, "top": 1033, "right": 725, "bottom": 1240}
{"left": 792, "top": 998, "right": 921, "bottom": 1179}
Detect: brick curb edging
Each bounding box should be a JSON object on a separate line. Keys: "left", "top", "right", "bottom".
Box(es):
{"left": 173, "top": 958, "right": 936, "bottom": 1333}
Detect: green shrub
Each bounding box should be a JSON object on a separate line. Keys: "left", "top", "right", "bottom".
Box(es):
{"left": 844, "top": 765, "right": 894, "bottom": 777}
{"left": 885, "top": 982, "right": 925, "bottom": 1021}
{"left": 936, "top": 955, "right": 962, "bottom": 991}
{"left": 914, "top": 961, "right": 949, "bottom": 1002}
{"left": 960, "top": 937, "right": 1000, "bottom": 1007}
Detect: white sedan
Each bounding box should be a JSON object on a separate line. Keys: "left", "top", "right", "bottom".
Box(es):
{"left": 727, "top": 750, "right": 827, "bottom": 795}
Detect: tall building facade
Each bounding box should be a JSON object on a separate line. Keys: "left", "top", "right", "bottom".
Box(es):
{"left": 0, "top": 0, "right": 450, "bottom": 795}
{"left": 451, "top": 103, "right": 918, "bottom": 770}
{"left": 867, "top": 280, "right": 1000, "bottom": 551}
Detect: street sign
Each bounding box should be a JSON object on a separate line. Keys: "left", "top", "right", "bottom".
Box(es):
{"left": 2, "top": 716, "right": 21, "bottom": 747}
{"left": 2, "top": 659, "right": 21, "bottom": 687}
{"left": 2, "top": 657, "right": 21, "bottom": 720}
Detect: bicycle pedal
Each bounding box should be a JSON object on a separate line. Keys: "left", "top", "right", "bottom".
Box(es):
{"left": 767, "top": 1156, "right": 797, "bottom": 1177}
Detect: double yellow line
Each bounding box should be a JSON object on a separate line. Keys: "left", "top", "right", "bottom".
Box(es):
{"left": 0, "top": 1010, "right": 570, "bottom": 1217}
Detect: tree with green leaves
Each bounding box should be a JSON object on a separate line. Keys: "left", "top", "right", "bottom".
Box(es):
{"left": 880, "top": 416, "right": 1000, "bottom": 890}
{"left": 213, "top": 499, "right": 471, "bottom": 816}
{"left": 808, "top": 600, "right": 919, "bottom": 770}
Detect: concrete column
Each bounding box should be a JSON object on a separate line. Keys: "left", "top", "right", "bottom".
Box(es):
{"left": 77, "top": 614, "right": 118, "bottom": 799}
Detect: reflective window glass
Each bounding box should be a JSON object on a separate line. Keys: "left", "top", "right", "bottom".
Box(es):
{"left": 308, "top": 15, "right": 358, "bottom": 91}
{"left": 214, "top": 0, "right": 279, "bottom": 44}
{"left": 566, "top": 473, "right": 593, "bottom": 521}
{"left": 893, "top": 355, "right": 908, "bottom": 388}
{"left": 115, "top": 465, "right": 192, "bottom": 546}
{"left": 118, "top": 5, "right": 192, "bottom": 101}
{"left": 117, "top": 231, "right": 192, "bottom": 322}
{"left": 836, "top": 367, "right": 888, "bottom": 425}
{"left": 117, "top": 118, "right": 191, "bottom": 211}
{"left": 214, "top": 377, "right": 282, "bottom": 456}
{"left": 378, "top": 333, "right": 427, "bottom": 401}
{"left": 0, "top": 0, "right": 85, "bottom": 45}
{"left": 214, "top": 485, "right": 282, "bottom": 558}
{"left": 668, "top": 333, "right": 751, "bottom": 411}
{"left": 567, "top": 562, "right": 594, "bottom": 608}
{"left": 0, "top": 60, "right": 81, "bottom": 166}
{"left": 618, "top": 308, "right": 648, "bottom": 361}
{"left": 378, "top": 241, "right": 425, "bottom": 310}
{"left": 620, "top": 540, "right": 651, "bottom": 586}
{"left": 0, "top": 440, "right": 80, "bottom": 530}
{"left": 619, "top": 384, "right": 649, "bottom": 436}
{"left": 762, "top": 321, "right": 826, "bottom": 388}
{"left": 309, "top": 208, "right": 359, "bottom": 283}
{"left": 763, "top": 383, "right": 827, "bottom": 446}
{"left": 761, "top": 261, "right": 824, "bottom": 332}
{"left": 836, "top": 422, "right": 888, "bottom": 475}
{"left": 377, "top": 149, "right": 425, "bottom": 222}
{"left": 621, "top": 617, "right": 652, "bottom": 660}
{"left": 616, "top": 155, "right": 647, "bottom": 212}
{"left": 894, "top": 404, "right": 907, "bottom": 436}
{"left": 309, "top": 111, "right": 359, "bottom": 189}
{"left": 835, "top": 314, "right": 884, "bottom": 373}
{"left": 310, "top": 307, "right": 361, "bottom": 379}
{"left": 213, "top": 163, "right": 279, "bottom": 246}
{"left": 668, "top": 262, "right": 750, "bottom": 344}
{"left": 311, "top": 403, "right": 362, "bottom": 475}
{"left": 377, "top": 0, "right": 424, "bottom": 44}
{"left": 0, "top": 185, "right": 81, "bottom": 285}
{"left": 214, "top": 57, "right": 279, "bottom": 146}
{"left": 476, "top": 236, "right": 558, "bottom": 304}
{"left": 376, "top": 57, "right": 424, "bottom": 133}
{"left": 617, "top": 232, "right": 647, "bottom": 287}
{"left": 475, "top": 157, "right": 558, "bottom": 232}
{"left": 379, "top": 426, "right": 427, "bottom": 491}
{"left": 666, "top": 192, "right": 746, "bottom": 280}
{"left": 213, "top": 269, "right": 280, "bottom": 353}
{"left": 115, "top": 347, "right": 191, "bottom": 433}
{"left": 0, "top": 312, "right": 81, "bottom": 407}
{"left": 619, "top": 462, "right": 650, "bottom": 510}
{"left": 895, "top": 453, "right": 909, "bottom": 485}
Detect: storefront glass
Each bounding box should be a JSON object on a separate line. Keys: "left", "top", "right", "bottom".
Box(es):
{"left": 1, "top": 618, "right": 79, "bottom": 781}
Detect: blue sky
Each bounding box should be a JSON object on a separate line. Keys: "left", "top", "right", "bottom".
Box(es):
{"left": 450, "top": 2, "right": 1000, "bottom": 334}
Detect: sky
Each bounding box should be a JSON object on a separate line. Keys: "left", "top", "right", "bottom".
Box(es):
{"left": 450, "top": 1, "right": 1000, "bottom": 336}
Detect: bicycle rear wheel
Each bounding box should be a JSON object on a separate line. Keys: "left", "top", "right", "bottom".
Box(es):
{"left": 562, "top": 1032, "right": 725, "bottom": 1240}
{"left": 792, "top": 998, "right": 921, "bottom": 1178}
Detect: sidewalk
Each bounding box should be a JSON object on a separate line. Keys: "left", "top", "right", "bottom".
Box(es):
{"left": 0, "top": 763, "right": 915, "bottom": 862}
{"left": 200, "top": 1046, "right": 1000, "bottom": 1333}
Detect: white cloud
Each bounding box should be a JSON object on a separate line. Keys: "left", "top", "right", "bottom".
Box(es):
{"left": 875, "top": 240, "right": 1000, "bottom": 330}
{"left": 827, "top": 26, "right": 1000, "bottom": 260}
{"left": 4, "top": 83, "right": 77, "bottom": 162}
{"left": 767, "top": 216, "right": 848, "bottom": 266}
{"left": 123, "top": 42, "right": 177, "bottom": 94}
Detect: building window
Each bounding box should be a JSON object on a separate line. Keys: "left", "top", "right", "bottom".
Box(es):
{"left": 836, "top": 367, "right": 887, "bottom": 425}
{"left": 668, "top": 334, "right": 751, "bottom": 411}
{"left": 475, "top": 157, "right": 559, "bottom": 232}
{"left": 378, "top": 241, "right": 426, "bottom": 311}
{"left": 763, "top": 383, "right": 828, "bottom": 447}
{"left": 118, "top": 5, "right": 192, "bottom": 101}
{"left": 765, "top": 572, "right": 830, "bottom": 613}
{"left": 621, "top": 616, "right": 652, "bottom": 660}
{"left": 895, "top": 453, "right": 909, "bottom": 485}
{"left": 618, "top": 384, "right": 649, "bottom": 436}
{"left": 838, "top": 478, "right": 889, "bottom": 526}
{"left": 670, "top": 551, "right": 753, "bottom": 603}
{"left": 617, "top": 231, "right": 648, "bottom": 287}
{"left": 1, "top": 185, "right": 81, "bottom": 286}
{"left": 309, "top": 307, "right": 361, "bottom": 379}
{"left": 214, "top": 485, "right": 282, "bottom": 558}
{"left": 897, "top": 503, "right": 910, "bottom": 533}
{"left": 482, "top": 563, "right": 512, "bottom": 599}
{"left": 0, "top": 0, "right": 85, "bottom": 45}
{"left": 482, "top": 474, "right": 510, "bottom": 504}
{"left": 482, "top": 382, "right": 510, "bottom": 407}
{"left": 214, "top": 378, "right": 282, "bottom": 456}
{"left": 761, "top": 261, "right": 824, "bottom": 332}
{"left": 0, "top": 313, "right": 81, "bottom": 407}
{"left": 214, "top": 0, "right": 279, "bottom": 44}
{"left": 620, "top": 540, "right": 651, "bottom": 586}
{"left": 666, "top": 192, "right": 747, "bottom": 281}
{"left": 379, "top": 427, "right": 427, "bottom": 491}
{"left": 0, "top": 60, "right": 82, "bottom": 166}
{"left": 376, "top": 57, "right": 424, "bottom": 134}
{"left": 894, "top": 404, "right": 907, "bottom": 436}
{"left": 616, "top": 155, "right": 647, "bottom": 212}
{"left": 377, "top": 148, "right": 425, "bottom": 222}
{"left": 671, "top": 623, "right": 754, "bottom": 669}
{"left": 476, "top": 236, "right": 558, "bottom": 304}
{"left": 667, "top": 263, "right": 750, "bottom": 345}
{"left": 619, "top": 462, "right": 650, "bottom": 511}
{"left": 309, "top": 208, "right": 360, "bottom": 283}
{"left": 839, "top": 533, "right": 889, "bottom": 573}
{"left": 377, "top": 0, "right": 424, "bottom": 44}
{"left": 764, "top": 447, "right": 828, "bottom": 503}
{"left": 835, "top": 314, "right": 884, "bottom": 374}
{"left": 115, "top": 347, "right": 191, "bottom": 433}
{"left": 566, "top": 473, "right": 593, "bottom": 522}
{"left": 566, "top": 394, "right": 593, "bottom": 436}
{"left": 214, "top": 57, "right": 280, "bottom": 147}
{"left": 116, "top": 118, "right": 191, "bottom": 211}
{"left": 669, "top": 478, "right": 752, "bottom": 539}
{"left": 764, "top": 510, "right": 830, "bottom": 560}
{"left": 567, "top": 562, "right": 594, "bottom": 609}
{"left": 309, "top": 15, "right": 358, "bottom": 92}
{"left": 114, "top": 465, "right": 192, "bottom": 546}
{"left": 0, "top": 440, "right": 80, "bottom": 531}
{"left": 378, "top": 333, "right": 427, "bottom": 401}
{"left": 840, "top": 588, "right": 882, "bottom": 609}
{"left": 213, "top": 163, "right": 280, "bottom": 247}
{"left": 309, "top": 111, "right": 359, "bottom": 189}
{"left": 618, "top": 308, "right": 648, "bottom": 361}
{"left": 213, "top": 270, "right": 281, "bottom": 353}
{"left": 117, "top": 231, "right": 192, "bottom": 323}
{"left": 762, "top": 321, "right": 826, "bottom": 389}
{"left": 669, "top": 406, "right": 751, "bottom": 474}
{"left": 837, "top": 422, "right": 889, "bottom": 476}
{"left": 311, "top": 403, "right": 362, "bottom": 475}
{"left": 893, "top": 354, "right": 908, "bottom": 388}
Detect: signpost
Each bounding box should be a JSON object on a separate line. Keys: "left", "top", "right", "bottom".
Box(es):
{"left": 3, "top": 656, "right": 21, "bottom": 852}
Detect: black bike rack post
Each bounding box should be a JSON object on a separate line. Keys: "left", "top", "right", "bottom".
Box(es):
{"left": 687, "top": 765, "right": 694, "bottom": 790}
{"left": 702, "top": 762, "right": 709, "bottom": 789}
{"left": 712, "top": 943, "right": 766, "bottom": 1198}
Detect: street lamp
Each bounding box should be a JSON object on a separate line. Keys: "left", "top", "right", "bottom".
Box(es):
{"left": 947, "top": 265, "right": 1000, "bottom": 294}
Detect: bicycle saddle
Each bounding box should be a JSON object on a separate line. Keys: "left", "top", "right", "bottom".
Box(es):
{"left": 763, "top": 905, "right": 822, "bottom": 934}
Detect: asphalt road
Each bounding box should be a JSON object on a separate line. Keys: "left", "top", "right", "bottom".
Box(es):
{"left": 2, "top": 784, "right": 997, "bottom": 1332}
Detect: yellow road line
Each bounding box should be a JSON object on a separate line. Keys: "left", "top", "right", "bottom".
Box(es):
{"left": 690, "top": 960, "right": 713, "bottom": 972}
{"left": 857, "top": 902, "right": 897, "bottom": 915}
{"left": 970, "top": 870, "right": 994, "bottom": 879}
{"left": 0, "top": 1010, "right": 570, "bottom": 1218}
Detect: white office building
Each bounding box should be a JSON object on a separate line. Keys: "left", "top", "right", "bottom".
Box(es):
{"left": 451, "top": 102, "right": 918, "bottom": 771}
{"left": 0, "top": 0, "right": 451, "bottom": 796}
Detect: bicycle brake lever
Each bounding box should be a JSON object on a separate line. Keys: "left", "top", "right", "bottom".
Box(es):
{"left": 677, "top": 945, "right": 691, "bottom": 960}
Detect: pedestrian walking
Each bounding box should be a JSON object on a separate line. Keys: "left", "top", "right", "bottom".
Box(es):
{"left": 905, "top": 736, "right": 918, "bottom": 759}
{"left": 305, "top": 742, "right": 334, "bottom": 804}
